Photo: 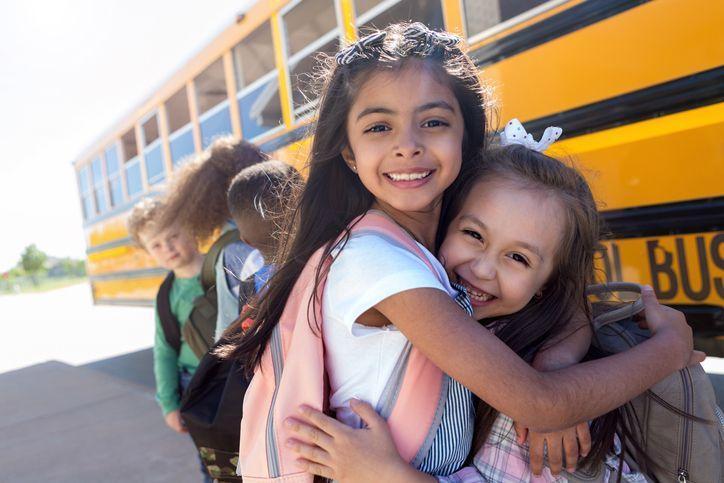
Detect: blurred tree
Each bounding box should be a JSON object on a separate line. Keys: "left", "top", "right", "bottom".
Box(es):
{"left": 20, "top": 244, "right": 47, "bottom": 284}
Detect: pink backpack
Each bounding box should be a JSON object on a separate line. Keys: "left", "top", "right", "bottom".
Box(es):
{"left": 238, "top": 211, "right": 450, "bottom": 482}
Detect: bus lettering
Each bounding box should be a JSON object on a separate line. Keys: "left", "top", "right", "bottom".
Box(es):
{"left": 647, "top": 240, "right": 678, "bottom": 299}
{"left": 711, "top": 233, "right": 724, "bottom": 299}
{"left": 676, "top": 237, "right": 710, "bottom": 301}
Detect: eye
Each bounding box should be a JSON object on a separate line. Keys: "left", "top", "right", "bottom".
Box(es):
{"left": 422, "top": 119, "right": 449, "bottom": 128}
{"left": 508, "top": 253, "right": 530, "bottom": 267}
{"left": 462, "top": 229, "right": 482, "bottom": 241}
{"left": 364, "top": 124, "right": 390, "bottom": 133}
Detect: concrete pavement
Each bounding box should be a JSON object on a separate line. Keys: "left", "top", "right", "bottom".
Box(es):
{"left": 0, "top": 284, "right": 199, "bottom": 482}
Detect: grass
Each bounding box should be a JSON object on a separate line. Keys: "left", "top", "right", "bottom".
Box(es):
{"left": 0, "top": 277, "right": 87, "bottom": 295}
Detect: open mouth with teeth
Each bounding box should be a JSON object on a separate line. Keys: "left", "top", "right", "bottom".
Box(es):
{"left": 457, "top": 275, "right": 496, "bottom": 305}
{"left": 384, "top": 170, "right": 434, "bottom": 182}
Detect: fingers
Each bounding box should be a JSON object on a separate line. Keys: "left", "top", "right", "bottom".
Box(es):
{"left": 640, "top": 285, "right": 659, "bottom": 309}
{"left": 688, "top": 350, "right": 706, "bottom": 366}
{"left": 546, "top": 436, "right": 563, "bottom": 476}
{"left": 528, "top": 433, "right": 545, "bottom": 476}
{"left": 350, "top": 399, "right": 385, "bottom": 429}
{"left": 562, "top": 430, "right": 579, "bottom": 473}
{"left": 285, "top": 417, "right": 334, "bottom": 449}
{"left": 576, "top": 422, "right": 591, "bottom": 458}
{"left": 286, "top": 439, "right": 332, "bottom": 467}
{"left": 295, "top": 458, "right": 335, "bottom": 479}
{"left": 297, "top": 405, "right": 348, "bottom": 439}
{"left": 513, "top": 421, "right": 528, "bottom": 445}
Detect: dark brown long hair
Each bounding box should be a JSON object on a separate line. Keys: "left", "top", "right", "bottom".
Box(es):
{"left": 160, "top": 136, "right": 267, "bottom": 243}
{"left": 445, "top": 145, "right": 617, "bottom": 469}
{"left": 218, "top": 22, "right": 489, "bottom": 369}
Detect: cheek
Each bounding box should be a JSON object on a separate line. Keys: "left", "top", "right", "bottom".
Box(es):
{"left": 501, "top": 273, "right": 538, "bottom": 309}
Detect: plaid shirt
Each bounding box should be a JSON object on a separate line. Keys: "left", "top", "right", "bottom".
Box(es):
{"left": 437, "top": 414, "right": 648, "bottom": 482}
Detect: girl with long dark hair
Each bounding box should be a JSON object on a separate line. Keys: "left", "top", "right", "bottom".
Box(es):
{"left": 226, "top": 23, "right": 700, "bottom": 480}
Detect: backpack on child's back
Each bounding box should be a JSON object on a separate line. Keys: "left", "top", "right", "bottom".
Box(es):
{"left": 581, "top": 283, "right": 724, "bottom": 483}
{"left": 156, "top": 229, "right": 240, "bottom": 359}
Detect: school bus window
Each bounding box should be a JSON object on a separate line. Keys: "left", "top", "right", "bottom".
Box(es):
{"left": 125, "top": 160, "right": 143, "bottom": 198}
{"left": 282, "top": 0, "right": 341, "bottom": 119}
{"left": 91, "top": 156, "right": 108, "bottom": 214}
{"left": 233, "top": 22, "right": 276, "bottom": 89}
{"left": 121, "top": 127, "right": 142, "bottom": 198}
{"left": 354, "top": 0, "right": 385, "bottom": 17}
{"left": 164, "top": 86, "right": 195, "bottom": 166}
{"left": 141, "top": 113, "right": 166, "bottom": 185}
{"left": 121, "top": 128, "right": 138, "bottom": 161}
{"left": 195, "top": 58, "right": 233, "bottom": 148}
{"left": 463, "top": 0, "right": 549, "bottom": 40}
{"left": 357, "top": 0, "right": 444, "bottom": 33}
{"left": 78, "top": 165, "right": 94, "bottom": 220}
{"left": 233, "top": 22, "right": 284, "bottom": 140}
{"left": 104, "top": 143, "right": 124, "bottom": 207}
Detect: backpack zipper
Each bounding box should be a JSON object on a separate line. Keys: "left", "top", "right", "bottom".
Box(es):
{"left": 265, "top": 325, "right": 284, "bottom": 477}
{"left": 676, "top": 368, "right": 693, "bottom": 482}
{"left": 610, "top": 322, "right": 694, "bottom": 482}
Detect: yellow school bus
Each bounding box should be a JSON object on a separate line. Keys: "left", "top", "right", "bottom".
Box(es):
{"left": 73, "top": 0, "right": 723, "bottom": 347}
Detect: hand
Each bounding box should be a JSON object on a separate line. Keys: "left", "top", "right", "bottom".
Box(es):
{"left": 515, "top": 422, "right": 591, "bottom": 476}
{"left": 164, "top": 410, "right": 187, "bottom": 433}
{"left": 637, "top": 286, "right": 705, "bottom": 368}
{"left": 285, "top": 399, "right": 429, "bottom": 483}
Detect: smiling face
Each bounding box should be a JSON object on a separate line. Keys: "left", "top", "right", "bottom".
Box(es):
{"left": 139, "top": 223, "right": 199, "bottom": 272}
{"left": 439, "top": 177, "right": 567, "bottom": 320}
{"left": 343, "top": 62, "right": 465, "bottom": 218}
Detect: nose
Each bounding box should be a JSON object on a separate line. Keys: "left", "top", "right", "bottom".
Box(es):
{"left": 394, "top": 126, "right": 423, "bottom": 159}
{"left": 470, "top": 253, "right": 496, "bottom": 281}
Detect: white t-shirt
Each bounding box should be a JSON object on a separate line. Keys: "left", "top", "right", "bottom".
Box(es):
{"left": 322, "top": 231, "right": 457, "bottom": 428}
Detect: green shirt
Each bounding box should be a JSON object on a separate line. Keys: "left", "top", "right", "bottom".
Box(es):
{"left": 153, "top": 274, "right": 205, "bottom": 415}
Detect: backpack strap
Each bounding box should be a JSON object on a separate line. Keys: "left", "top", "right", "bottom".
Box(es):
{"left": 156, "top": 272, "right": 181, "bottom": 353}
{"left": 585, "top": 282, "right": 645, "bottom": 330}
{"left": 201, "top": 228, "right": 240, "bottom": 291}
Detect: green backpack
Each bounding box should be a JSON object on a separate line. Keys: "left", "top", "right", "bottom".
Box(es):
{"left": 156, "top": 229, "right": 239, "bottom": 359}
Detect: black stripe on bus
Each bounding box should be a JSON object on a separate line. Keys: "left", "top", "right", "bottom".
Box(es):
{"left": 523, "top": 67, "right": 724, "bottom": 139}
{"left": 471, "top": 0, "right": 649, "bottom": 68}
{"left": 86, "top": 236, "right": 133, "bottom": 254}
{"left": 89, "top": 267, "right": 167, "bottom": 282}
{"left": 602, "top": 197, "right": 724, "bottom": 240}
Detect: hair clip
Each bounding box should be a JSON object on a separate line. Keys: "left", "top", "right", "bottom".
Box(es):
{"left": 403, "top": 23, "right": 460, "bottom": 56}
{"left": 335, "top": 31, "right": 387, "bottom": 66}
{"left": 500, "top": 118, "right": 562, "bottom": 152}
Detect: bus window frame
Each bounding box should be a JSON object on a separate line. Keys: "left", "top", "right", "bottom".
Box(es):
{"left": 280, "top": 0, "right": 344, "bottom": 123}
{"left": 163, "top": 85, "right": 196, "bottom": 167}
{"left": 236, "top": 68, "right": 286, "bottom": 143}
{"left": 139, "top": 110, "right": 166, "bottom": 186}
{"left": 463, "top": 0, "right": 567, "bottom": 45}
{"left": 354, "top": 0, "right": 403, "bottom": 27}
{"left": 78, "top": 164, "right": 95, "bottom": 220}
{"left": 232, "top": 20, "right": 286, "bottom": 143}
{"left": 197, "top": 98, "right": 233, "bottom": 148}
{"left": 104, "top": 141, "right": 125, "bottom": 208}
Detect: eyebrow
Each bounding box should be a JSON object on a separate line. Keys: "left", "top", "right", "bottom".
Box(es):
{"left": 355, "top": 100, "right": 456, "bottom": 121}
{"left": 459, "top": 214, "right": 544, "bottom": 261}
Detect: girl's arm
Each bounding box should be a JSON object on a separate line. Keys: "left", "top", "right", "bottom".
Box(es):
{"left": 374, "top": 285, "right": 701, "bottom": 431}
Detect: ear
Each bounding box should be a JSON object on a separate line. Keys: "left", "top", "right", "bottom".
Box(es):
{"left": 341, "top": 145, "right": 357, "bottom": 172}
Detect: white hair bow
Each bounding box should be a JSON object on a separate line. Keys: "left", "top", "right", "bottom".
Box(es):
{"left": 500, "top": 118, "right": 562, "bottom": 152}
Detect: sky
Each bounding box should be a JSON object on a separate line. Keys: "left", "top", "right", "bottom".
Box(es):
{"left": 0, "top": 0, "right": 253, "bottom": 271}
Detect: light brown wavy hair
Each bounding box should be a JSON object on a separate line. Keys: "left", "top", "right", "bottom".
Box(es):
{"left": 159, "top": 136, "right": 267, "bottom": 243}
